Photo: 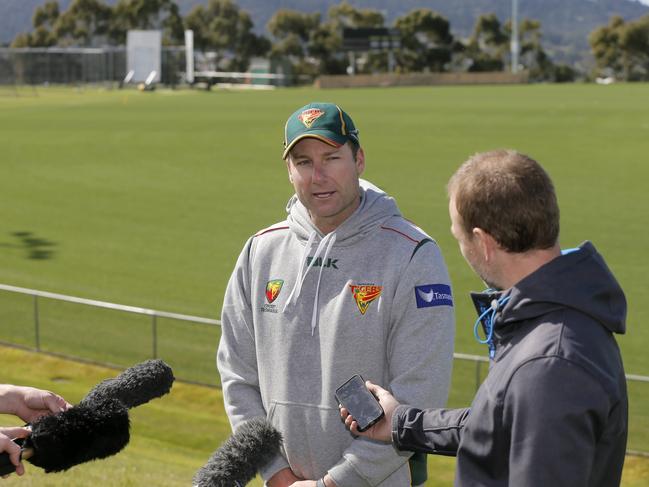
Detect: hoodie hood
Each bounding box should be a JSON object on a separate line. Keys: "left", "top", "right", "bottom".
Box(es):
{"left": 285, "top": 178, "right": 400, "bottom": 246}
{"left": 473, "top": 241, "right": 626, "bottom": 342}
{"left": 505, "top": 241, "right": 626, "bottom": 334}
{"left": 282, "top": 179, "right": 400, "bottom": 334}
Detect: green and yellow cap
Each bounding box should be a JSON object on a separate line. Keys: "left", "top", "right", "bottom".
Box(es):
{"left": 283, "top": 102, "right": 360, "bottom": 159}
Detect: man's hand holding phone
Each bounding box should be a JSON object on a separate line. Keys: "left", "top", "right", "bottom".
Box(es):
{"left": 338, "top": 379, "right": 400, "bottom": 443}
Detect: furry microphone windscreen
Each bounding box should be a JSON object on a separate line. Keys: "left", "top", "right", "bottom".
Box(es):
{"left": 80, "top": 359, "right": 174, "bottom": 409}
{"left": 193, "top": 418, "right": 282, "bottom": 487}
{"left": 26, "top": 397, "right": 130, "bottom": 473}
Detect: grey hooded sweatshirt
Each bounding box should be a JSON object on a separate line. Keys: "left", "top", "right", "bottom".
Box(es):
{"left": 391, "top": 241, "right": 627, "bottom": 486}
{"left": 218, "top": 180, "right": 455, "bottom": 486}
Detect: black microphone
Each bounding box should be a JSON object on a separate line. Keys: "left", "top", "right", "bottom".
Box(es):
{"left": 80, "top": 359, "right": 174, "bottom": 409}
{"left": 0, "top": 398, "right": 130, "bottom": 475}
{"left": 0, "top": 359, "right": 173, "bottom": 476}
{"left": 193, "top": 417, "right": 282, "bottom": 487}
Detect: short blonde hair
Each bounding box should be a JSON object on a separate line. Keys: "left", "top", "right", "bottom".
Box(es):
{"left": 447, "top": 150, "right": 559, "bottom": 252}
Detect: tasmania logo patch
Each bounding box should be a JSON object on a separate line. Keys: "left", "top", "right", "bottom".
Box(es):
{"left": 349, "top": 284, "right": 383, "bottom": 315}
{"left": 414, "top": 284, "right": 453, "bottom": 308}
{"left": 265, "top": 279, "right": 284, "bottom": 304}
{"left": 298, "top": 108, "right": 325, "bottom": 128}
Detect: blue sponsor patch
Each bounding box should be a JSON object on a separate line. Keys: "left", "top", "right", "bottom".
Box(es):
{"left": 415, "top": 284, "right": 453, "bottom": 308}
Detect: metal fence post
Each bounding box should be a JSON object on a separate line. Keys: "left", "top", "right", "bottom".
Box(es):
{"left": 33, "top": 294, "right": 41, "bottom": 352}
{"left": 152, "top": 313, "right": 158, "bottom": 359}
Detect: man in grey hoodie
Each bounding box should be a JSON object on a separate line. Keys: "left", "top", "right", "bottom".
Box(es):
{"left": 342, "top": 149, "right": 628, "bottom": 486}
{"left": 217, "top": 102, "right": 455, "bottom": 487}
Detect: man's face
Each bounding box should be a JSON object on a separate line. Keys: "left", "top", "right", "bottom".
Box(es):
{"left": 287, "top": 138, "right": 365, "bottom": 234}
{"left": 449, "top": 195, "right": 500, "bottom": 289}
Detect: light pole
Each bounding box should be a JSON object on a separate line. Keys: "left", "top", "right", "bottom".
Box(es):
{"left": 511, "top": 0, "right": 520, "bottom": 73}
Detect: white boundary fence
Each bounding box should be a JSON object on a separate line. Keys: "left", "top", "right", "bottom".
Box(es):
{"left": 0, "top": 283, "right": 218, "bottom": 360}
{"left": 2, "top": 283, "right": 646, "bottom": 380}
{"left": 0, "top": 282, "right": 647, "bottom": 456}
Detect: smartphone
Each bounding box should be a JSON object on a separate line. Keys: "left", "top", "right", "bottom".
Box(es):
{"left": 335, "top": 374, "right": 384, "bottom": 432}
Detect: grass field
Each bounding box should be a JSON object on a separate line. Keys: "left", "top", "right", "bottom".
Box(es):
{"left": 0, "top": 346, "right": 647, "bottom": 487}
{"left": 0, "top": 83, "right": 648, "bottom": 481}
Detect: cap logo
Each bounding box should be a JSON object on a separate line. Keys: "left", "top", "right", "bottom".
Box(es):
{"left": 298, "top": 108, "right": 325, "bottom": 128}
{"left": 349, "top": 284, "right": 383, "bottom": 315}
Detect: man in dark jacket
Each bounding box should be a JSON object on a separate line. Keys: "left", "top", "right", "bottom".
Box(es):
{"left": 341, "top": 149, "right": 628, "bottom": 486}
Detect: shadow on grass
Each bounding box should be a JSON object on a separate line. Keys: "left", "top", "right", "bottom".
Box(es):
{"left": 0, "top": 231, "right": 58, "bottom": 260}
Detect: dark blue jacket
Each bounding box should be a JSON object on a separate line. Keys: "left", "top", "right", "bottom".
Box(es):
{"left": 391, "top": 241, "right": 627, "bottom": 486}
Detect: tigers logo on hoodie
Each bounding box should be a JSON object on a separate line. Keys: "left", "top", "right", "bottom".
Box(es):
{"left": 349, "top": 284, "right": 382, "bottom": 315}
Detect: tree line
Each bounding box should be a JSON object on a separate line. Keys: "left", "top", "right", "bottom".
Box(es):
{"left": 590, "top": 15, "right": 649, "bottom": 81}
{"left": 11, "top": 0, "right": 649, "bottom": 81}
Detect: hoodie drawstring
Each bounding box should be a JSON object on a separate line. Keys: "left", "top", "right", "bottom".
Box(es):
{"left": 283, "top": 231, "right": 337, "bottom": 336}
{"left": 474, "top": 295, "right": 511, "bottom": 359}
{"left": 282, "top": 231, "right": 317, "bottom": 312}
{"left": 311, "top": 232, "right": 336, "bottom": 335}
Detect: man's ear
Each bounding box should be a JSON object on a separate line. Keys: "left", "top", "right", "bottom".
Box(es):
{"left": 472, "top": 228, "right": 498, "bottom": 262}
{"left": 355, "top": 147, "right": 365, "bottom": 176}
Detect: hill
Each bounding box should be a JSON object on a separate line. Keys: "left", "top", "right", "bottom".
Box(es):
{"left": 2, "top": 0, "right": 648, "bottom": 65}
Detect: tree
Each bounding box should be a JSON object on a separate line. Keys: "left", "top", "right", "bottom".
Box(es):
{"left": 267, "top": 9, "right": 320, "bottom": 48}
{"left": 553, "top": 63, "right": 577, "bottom": 83}
{"left": 12, "top": 0, "right": 185, "bottom": 47}
{"left": 307, "top": 22, "right": 347, "bottom": 75}
{"left": 394, "top": 9, "right": 454, "bottom": 73}
{"left": 11, "top": 1, "right": 60, "bottom": 47}
{"left": 458, "top": 14, "right": 556, "bottom": 78}
{"left": 620, "top": 15, "right": 649, "bottom": 80}
{"left": 590, "top": 15, "right": 649, "bottom": 81}
{"left": 465, "top": 13, "right": 509, "bottom": 72}
{"left": 323, "top": 1, "right": 385, "bottom": 74}
{"left": 54, "top": 0, "right": 112, "bottom": 47}
{"left": 266, "top": 1, "right": 388, "bottom": 77}
{"left": 506, "top": 18, "right": 554, "bottom": 80}
{"left": 33, "top": 0, "right": 61, "bottom": 30}
{"left": 589, "top": 16, "right": 626, "bottom": 79}
{"left": 111, "top": 0, "right": 184, "bottom": 45}
{"left": 328, "top": 1, "right": 384, "bottom": 28}
{"left": 185, "top": 0, "right": 269, "bottom": 71}
{"left": 267, "top": 9, "right": 321, "bottom": 76}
